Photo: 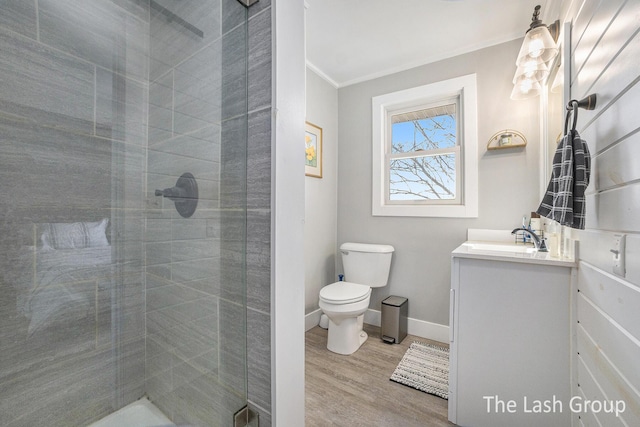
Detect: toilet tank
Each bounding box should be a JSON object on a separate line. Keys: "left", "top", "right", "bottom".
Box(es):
{"left": 340, "top": 242, "right": 394, "bottom": 288}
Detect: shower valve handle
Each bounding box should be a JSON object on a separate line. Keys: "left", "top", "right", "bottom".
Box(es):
{"left": 153, "top": 173, "right": 199, "bottom": 218}
{"left": 155, "top": 186, "right": 187, "bottom": 201}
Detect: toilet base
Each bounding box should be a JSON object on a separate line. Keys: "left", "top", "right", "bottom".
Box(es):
{"left": 326, "top": 314, "right": 368, "bottom": 355}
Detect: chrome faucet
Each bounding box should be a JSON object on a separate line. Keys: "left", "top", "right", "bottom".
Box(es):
{"left": 511, "top": 227, "right": 548, "bottom": 252}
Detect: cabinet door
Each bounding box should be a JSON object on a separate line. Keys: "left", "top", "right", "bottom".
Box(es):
{"left": 453, "top": 258, "right": 571, "bottom": 427}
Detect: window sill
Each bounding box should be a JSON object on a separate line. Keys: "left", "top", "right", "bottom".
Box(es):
{"left": 372, "top": 203, "right": 478, "bottom": 218}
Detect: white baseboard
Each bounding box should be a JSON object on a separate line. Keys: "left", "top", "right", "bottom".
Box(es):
{"left": 307, "top": 308, "right": 449, "bottom": 343}
{"left": 364, "top": 309, "right": 449, "bottom": 344}
{"left": 305, "top": 308, "right": 322, "bottom": 331}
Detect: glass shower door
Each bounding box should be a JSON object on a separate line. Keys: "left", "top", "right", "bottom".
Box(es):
{"left": 0, "top": 1, "right": 249, "bottom": 426}
{"left": 145, "top": 0, "right": 249, "bottom": 425}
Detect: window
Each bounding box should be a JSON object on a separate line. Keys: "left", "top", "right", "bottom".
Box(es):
{"left": 372, "top": 74, "right": 478, "bottom": 217}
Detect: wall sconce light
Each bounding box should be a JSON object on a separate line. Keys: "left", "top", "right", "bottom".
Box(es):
{"left": 511, "top": 5, "right": 560, "bottom": 100}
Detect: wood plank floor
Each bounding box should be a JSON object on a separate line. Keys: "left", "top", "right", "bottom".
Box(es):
{"left": 305, "top": 324, "right": 455, "bottom": 426}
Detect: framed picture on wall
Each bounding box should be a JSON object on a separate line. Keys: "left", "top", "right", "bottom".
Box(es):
{"left": 305, "top": 121, "right": 323, "bottom": 178}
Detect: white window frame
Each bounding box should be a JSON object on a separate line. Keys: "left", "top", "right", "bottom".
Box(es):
{"left": 372, "top": 74, "right": 478, "bottom": 217}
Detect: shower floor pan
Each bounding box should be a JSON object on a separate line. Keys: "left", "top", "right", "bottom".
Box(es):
{"left": 87, "top": 398, "right": 175, "bottom": 427}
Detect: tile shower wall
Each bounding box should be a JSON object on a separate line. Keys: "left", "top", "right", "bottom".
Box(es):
{"left": 144, "top": 0, "right": 241, "bottom": 425}
{"left": 143, "top": 0, "right": 273, "bottom": 425}
{"left": 246, "top": 2, "right": 273, "bottom": 425}
{"left": 0, "top": 1, "right": 148, "bottom": 426}
{"left": 0, "top": 0, "right": 272, "bottom": 426}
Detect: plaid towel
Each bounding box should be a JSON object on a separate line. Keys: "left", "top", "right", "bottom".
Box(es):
{"left": 537, "top": 130, "right": 591, "bottom": 229}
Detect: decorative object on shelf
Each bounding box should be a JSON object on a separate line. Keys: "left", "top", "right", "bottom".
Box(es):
{"left": 305, "top": 121, "right": 323, "bottom": 178}
{"left": 511, "top": 5, "right": 560, "bottom": 100}
{"left": 486, "top": 129, "right": 527, "bottom": 150}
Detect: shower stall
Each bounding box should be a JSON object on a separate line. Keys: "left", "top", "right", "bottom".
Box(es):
{"left": 0, "top": 0, "right": 261, "bottom": 425}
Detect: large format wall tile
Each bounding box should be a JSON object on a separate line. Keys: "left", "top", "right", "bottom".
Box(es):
{"left": 0, "top": 2, "right": 148, "bottom": 426}
{"left": 246, "top": 209, "right": 270, "bottom": 313}
{"left": 248, "top": 8, "right": 271, "bottom": 112}
{"left": 112, "top": 141, "right": 147, "bottom": 210}
{"left": 39, "top": 0, "right": 149, "bottom": 81}
{"left": 148, "top": 71, "right": 174, "bottom": 144}
{"left": 149, "top": 0, "right": 222, "bottom": 81}
{"left": 220, "top": 115, "right": 248, "bottom": 209}
{"left": 0, "top": 115, "right": 112, "bottom": 210}
{"left": 150, "top": 124, "right": 221, "bottom": 162}
{"left": 112, "top": 0, "right": 150, "bottom": 22}
{"left": 96, "top": 68, "right": 148, "bottom": 145}
{"left": 173, "top": 39, "right": 222, "bottom": 134}
{"left": 222, "top": 0, "right": 246, "bottom": 36}
{"left": 247, "top": 108, "right": 272, "bottom": 210}
{"left": 247, "top": 308, "right": 271, "bottom": 412}
{"left": 218, "top": 298, "right": 248, "bottom": 395}
{"left": 221, "top": 23, "right": 248, "bottom": 121}
{"left": 245, "top": 3, "right": 273, "bottom": 423}
{"left": 3, "top": 347, "right": 115, "bottom": 427}
{"left": 0, "top": 0, "right": 280, "bottom": 425}
{"left": 0, "top": 0, "right": 37, "bottom": 40}
{"left": 0, "top": 26, "right": 94, "bottom": 134}
{"left": 148, "top": 148, "right": 220, "bottom": 181}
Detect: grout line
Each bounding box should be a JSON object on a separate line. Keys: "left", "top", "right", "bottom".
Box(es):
{"left": 93, "top": 65, "right": 97, "bottom": 136}
{"left": 34, "top": 0, "right": 40, "bottom": 41}
{"left": 171, "top": 69, "right": 175, "bottom": 138}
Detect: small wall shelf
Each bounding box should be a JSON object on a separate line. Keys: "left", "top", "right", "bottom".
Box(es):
{"left": 487, "top": 129, "right": 527, "bottom": 150}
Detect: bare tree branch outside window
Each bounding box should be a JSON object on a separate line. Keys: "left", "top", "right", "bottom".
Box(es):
{"left": 389, "top": 108, "right": 458, "bottom": 201}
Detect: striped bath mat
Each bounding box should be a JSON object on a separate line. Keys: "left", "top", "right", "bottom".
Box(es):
{"left": 390, "top": 341, "right": 449, "bottom": 399}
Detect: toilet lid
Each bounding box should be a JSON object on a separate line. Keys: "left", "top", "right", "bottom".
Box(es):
{"left": 319, "top": 282, "right": 370, "bottom": 304}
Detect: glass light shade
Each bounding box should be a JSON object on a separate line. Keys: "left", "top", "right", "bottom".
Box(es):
{"left": 511, "top": 76, "right": 542, "bottom": 100}
{"left": 512, "top": 58, "right": 549, "bottom": 83}
{"left": 516, "top": 26, "right": 558, "bottom": 66}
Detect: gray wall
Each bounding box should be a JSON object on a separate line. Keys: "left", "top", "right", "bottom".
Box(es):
{"left": 566, "top": 0, "right": 640, "bottom": 424}
{"left": 337, "top": 39, "right": 541, "bottom": 326}
{"left": 304, "top": 68, "right": 338, "bottom": 315}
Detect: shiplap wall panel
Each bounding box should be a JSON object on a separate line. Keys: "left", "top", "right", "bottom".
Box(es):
{"left": 570, "top": 0, "right": 640, "bottom": 425}
{"left": 569, "top": 0, "right": 602, "bottom": 69}
{"left": 572, "top": 384, "right": 605, "bottom": 427}
{"left": 577, "top": 312, "right": 640, "bottom": 426}
{"left": 578, "top": 231, "right": 640, "bottom": 285}
{"left": 578, "top": 262, "right": 640, "bottom": 341}
{"left": 570, "top": 0, "right": 602, "bottom": 59}
{"left": 573, "top": 21, "right": 640, "bottom": 104}
{"left": 576, "top": 353, "right": 627, "bottom": 427}
{"left": 590, "top": 131, "right": 640, "bottom": 193}
{"left": 577, "top": 358, "right": 626, "bottom": 427}
{"left": 585, "top": 182, "right": 640, "bottom": 232}
{"left": 580, "top": 79, "right": 640, "bottom": 154}
{"left": 571, "top": 0, "right": 626, "bottom": 83}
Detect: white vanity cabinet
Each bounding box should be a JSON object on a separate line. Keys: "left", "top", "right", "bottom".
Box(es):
{"left": 449, "top": 245, "right": 575, "bottom": 427}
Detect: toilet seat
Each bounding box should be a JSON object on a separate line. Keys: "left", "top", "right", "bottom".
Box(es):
{"left": 319, "top": 282, "right": 370, "bottom": 304}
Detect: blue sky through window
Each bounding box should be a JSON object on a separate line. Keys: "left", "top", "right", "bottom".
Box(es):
{"left": 389, "top": 113, "right": 457, "bottom": 200}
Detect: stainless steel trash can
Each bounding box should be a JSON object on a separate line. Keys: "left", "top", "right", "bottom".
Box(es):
{"left": 381, "top": 296, "right": 408, "bottom": 344}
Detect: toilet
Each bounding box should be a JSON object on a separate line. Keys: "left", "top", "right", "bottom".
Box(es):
{"left": 319, "top": 242, "right": 394, "bottom": 355}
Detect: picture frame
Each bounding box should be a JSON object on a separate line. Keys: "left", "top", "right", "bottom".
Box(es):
{"left": 305, "top": 121, "right": 323, "bottom": 178}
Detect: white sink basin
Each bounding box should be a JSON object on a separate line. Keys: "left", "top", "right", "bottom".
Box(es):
{"left": 463, "top": 242, "right": 537, "bottom": 254}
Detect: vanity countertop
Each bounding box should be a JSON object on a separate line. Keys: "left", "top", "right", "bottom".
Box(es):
{"left": 452, "top": 240, "right": 576, "bottom": 267}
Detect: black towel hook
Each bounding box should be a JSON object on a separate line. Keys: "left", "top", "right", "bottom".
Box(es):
{"left": 564, "top": 94, "right": 597, "bottom": 135}
{"left": 564, "top": 100, "right": 578, "bottom": 135}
